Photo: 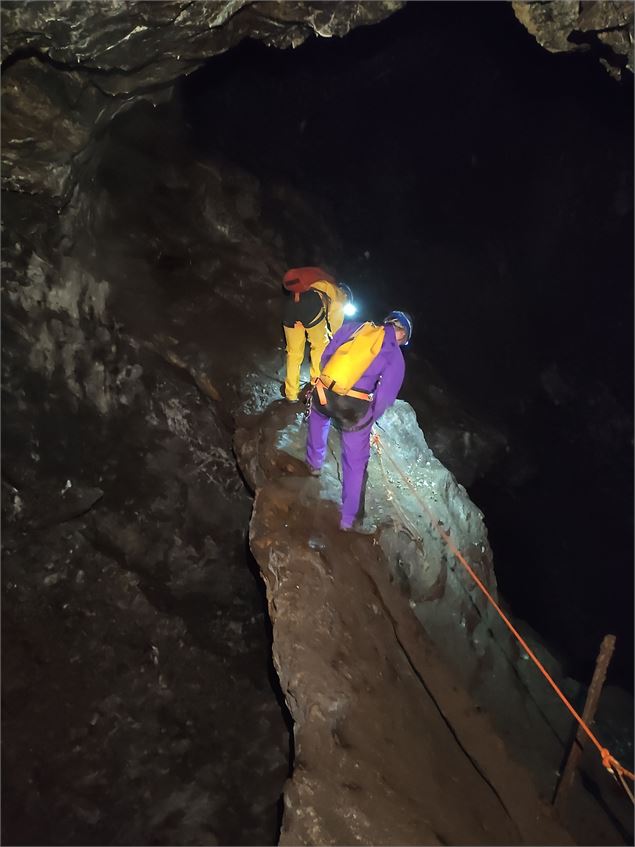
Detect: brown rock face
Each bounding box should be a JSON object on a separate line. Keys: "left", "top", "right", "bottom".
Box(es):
{"left": 1, "top": 99, "right": 347, "bottom": 844}
{"left": 512, "top": 0, "right": 634, "bottom": 78}
{"left": 237, "top": 401, "right": 573, "bottom": 845}
{"left": 235, "top": 398, "right": 635, "bottom": 845}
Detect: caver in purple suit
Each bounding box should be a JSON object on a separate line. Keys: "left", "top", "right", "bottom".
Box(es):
{"left": 306, "top": 321, "right": 405, "bottom": 528}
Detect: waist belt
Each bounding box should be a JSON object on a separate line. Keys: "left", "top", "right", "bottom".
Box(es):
{"left": 314, "top": 377, "right": 372, "bottom": 405}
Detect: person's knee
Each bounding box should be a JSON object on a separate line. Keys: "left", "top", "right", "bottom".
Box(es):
{"left": 343, "top": 434, "right": 371, "bottom": 464}
{"left": 286, "top": 357, "right": 303, "bottom": 372}
{"left": 308, "top": 322, "right": 328, "bottom": 347}
{"left": 341, "top": 455, "right": 368, "bottom": 483}
{"left": 286, "top": 345, "right": 304, "bottom": 364}
{"left": 308, "top": 341, "right": 327, "bottom": 357}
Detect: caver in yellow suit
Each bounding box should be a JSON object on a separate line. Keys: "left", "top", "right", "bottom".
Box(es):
{"left": 282, "top": 267, "right": 348, "bottom": 402}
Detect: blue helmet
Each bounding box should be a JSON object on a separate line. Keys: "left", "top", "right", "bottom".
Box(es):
{"left": 384, "top": 310, "right": 413, "bottom": 345}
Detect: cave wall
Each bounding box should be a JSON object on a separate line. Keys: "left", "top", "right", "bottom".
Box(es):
{"left": 3, "top": 362, "right": 291, "bottom": 845}
{"left": 2, "top": 102, "right": 315, "bottom": 845}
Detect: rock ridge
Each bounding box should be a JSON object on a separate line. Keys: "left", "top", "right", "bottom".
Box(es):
{"left": 235, "top": 399, "right": 576, "bottom": 845}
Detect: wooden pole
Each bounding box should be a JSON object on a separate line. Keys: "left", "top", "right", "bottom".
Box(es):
{"left": 553, "top": 633, "right": 616, "bottom": 810}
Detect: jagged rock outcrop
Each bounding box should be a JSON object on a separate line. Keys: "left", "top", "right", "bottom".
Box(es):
{"left": 234, "top": 400, "right": 576, "bottom": 845}
{"left": 512, "top": 0, "right": 634, "bottom": 78}
{"left": 235, "top": 399, "right": 631, "bottom": 846}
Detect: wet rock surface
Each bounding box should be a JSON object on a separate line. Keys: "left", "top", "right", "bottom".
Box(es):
{"left": 235, "top": 400, "right": 632, "bottom": 846}
{"left": 2, "top": 360, "right": 289, "bottom": 846}
{"left": 235, "top": 402, "right": 576, "bottom": 845}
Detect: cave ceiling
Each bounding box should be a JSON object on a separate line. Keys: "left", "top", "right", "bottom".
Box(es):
{"left": 0, "top": 0, "right": 403, "bottom": 197}
{"left": 1, "top": 0, "right": 633, "bottom": 200}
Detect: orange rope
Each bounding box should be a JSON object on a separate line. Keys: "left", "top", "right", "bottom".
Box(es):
{"left": 371, "top": 433, "right": 635, "bottom": 786}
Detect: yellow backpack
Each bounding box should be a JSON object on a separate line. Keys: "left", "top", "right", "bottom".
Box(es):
{"left": 319, "top": 323, "right": 385, "bottom": 396}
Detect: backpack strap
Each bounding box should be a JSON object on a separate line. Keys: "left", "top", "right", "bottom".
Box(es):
{"left": 312, "top": 288, "right": 330, "bottom": 315}
{"left": 315, "top": 379, "right": 328, "bottom": 406}
{"left": 314, "top": 377, "right": 372, "bottom": 405}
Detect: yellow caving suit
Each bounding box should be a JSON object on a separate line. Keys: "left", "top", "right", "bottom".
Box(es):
{"left": 283, "top": 281, "right": 348, "bottom": 401}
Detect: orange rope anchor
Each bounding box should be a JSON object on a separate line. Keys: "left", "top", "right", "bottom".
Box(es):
{"left": 371, "top": 432, "right": 634, "bottom": 790}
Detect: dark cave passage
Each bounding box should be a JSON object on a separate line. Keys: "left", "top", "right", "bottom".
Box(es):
{"left": 179, "top": 0, "right": 634, "bottom": 691}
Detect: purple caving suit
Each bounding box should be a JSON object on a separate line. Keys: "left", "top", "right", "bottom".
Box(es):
{"left": 306, "top": 321, "right": 405, "bottom": 528}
